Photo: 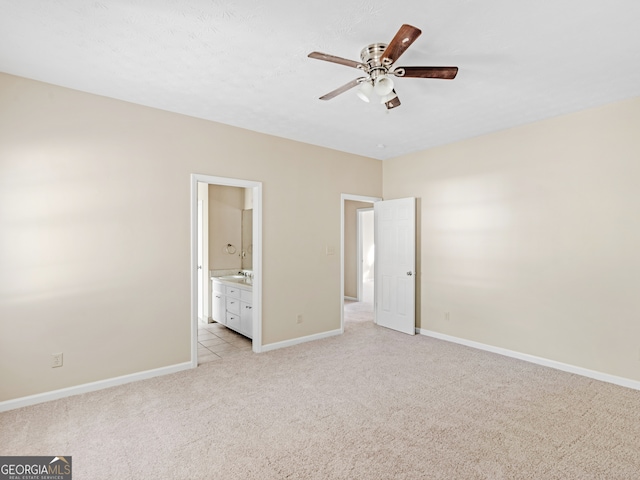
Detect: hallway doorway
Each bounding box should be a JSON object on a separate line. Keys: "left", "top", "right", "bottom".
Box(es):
{"left": 341, "top": 194, "right": 381, "bottom": 331}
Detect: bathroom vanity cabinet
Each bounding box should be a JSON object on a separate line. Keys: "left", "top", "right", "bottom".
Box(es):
{"left": 211, "top": 278, "right": 252, "bottom": 339}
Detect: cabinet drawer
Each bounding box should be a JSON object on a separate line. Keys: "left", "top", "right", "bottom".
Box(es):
{"left": 226, "top": 296, "right": 240, "bottom": 314}
{"left": 225, "top": 286, "right": 240, "bottom": 298}
{"left": 226, "top": 313, "right": 240, "bottom": 330}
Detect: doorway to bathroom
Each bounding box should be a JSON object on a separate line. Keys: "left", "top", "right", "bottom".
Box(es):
{"left": 190, "top": 174, "right": 263, "bottom": 368}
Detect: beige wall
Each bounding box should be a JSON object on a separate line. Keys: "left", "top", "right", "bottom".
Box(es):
{"left": 208, "top": 185, "right": 244, "bottom": 271}
{"left": 3, "top": 69, "right": 637, "bottom": 403}
{"left": 344, "top": 200, "right": 373, "bottom": 298}
{"left": 0, "top": 73, "right": 382, "bottom": 401}
{"left": 384, "top": 96, "right": 640, "bottom": 382}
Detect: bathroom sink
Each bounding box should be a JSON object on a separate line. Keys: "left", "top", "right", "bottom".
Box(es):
{"left": 217, "top": 274, "right": 251, "bottom": 284}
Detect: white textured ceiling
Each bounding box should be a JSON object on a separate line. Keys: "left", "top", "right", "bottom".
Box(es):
{"left": 1, "top": 0, "right": 639, "bottom": 160}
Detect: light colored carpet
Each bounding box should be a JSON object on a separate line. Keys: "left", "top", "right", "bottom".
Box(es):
{"left": 2, "top": 307, "right": 640, "bottom": 479}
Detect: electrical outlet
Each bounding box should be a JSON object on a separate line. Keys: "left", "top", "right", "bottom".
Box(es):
{"left": 326, "top": 246, "right": 335, "bottom": 256}
{"left": 297, "top": 314, "right": 303, "bottom": 324}
{"left": 52, "top": 353, "right": 63, "bottom": 368}
{"left": 444, "top": 312, "right": 450, "bottom": 321}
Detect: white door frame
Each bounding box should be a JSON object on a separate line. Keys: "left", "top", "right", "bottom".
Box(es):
{"left": 190, "top": 174, "right": 263, "bottom": 368}
{"left": 197, "top": 199, "right": 204, "bottom": 321}
{"left": 340, "top": 194, "right": 382, "bottom": 333}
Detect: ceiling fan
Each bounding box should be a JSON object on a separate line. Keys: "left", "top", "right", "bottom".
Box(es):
{"left": 308, "top": 24, "right": 458, "bottom": 110}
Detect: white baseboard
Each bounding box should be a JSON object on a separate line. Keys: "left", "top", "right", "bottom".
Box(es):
{"left": 417, "top": 328, "right": 640, "bottom": 392}
{"left": 0, "top": 362, "right": 193, "bottom": 413}
{"left": 261, "top": 328, "right": 342, "bottom": 352}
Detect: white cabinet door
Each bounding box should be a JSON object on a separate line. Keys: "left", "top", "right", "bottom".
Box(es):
{"left": 211, "top": 280, "right": 226, "bottom": 325}
{"left": 240, "top": 302, "right": 253, "bottom": 339}
{"left": 212, "top": 292, "right": 225, "bottom": 324}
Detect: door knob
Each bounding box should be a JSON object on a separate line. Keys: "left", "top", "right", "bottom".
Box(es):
{"left": 406, "top": 271, "right": 413, "bottom": 276}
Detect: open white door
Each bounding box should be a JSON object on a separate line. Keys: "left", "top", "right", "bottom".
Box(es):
{"left": 374, "top": 197, "right": 416, "bottom": 335}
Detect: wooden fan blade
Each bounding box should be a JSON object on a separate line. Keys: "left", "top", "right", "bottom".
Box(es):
{"left": 385, "top": 92, "right": 401, "bottom": 110}
{"left": 319, "top": 78, "right": 364, "bottom": 100}
{"left": 381, "top": 24, "right": 422, "bottom": 65}
{"left": 394, "top": 66, "right": 458, "bottom": 79}
{"left": 308, "top": 52, "right": 366, "bottom": 70}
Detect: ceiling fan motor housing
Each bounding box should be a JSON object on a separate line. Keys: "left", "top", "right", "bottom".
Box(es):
{"left": 360, "top": 43, "right": 390, "bottom": 80}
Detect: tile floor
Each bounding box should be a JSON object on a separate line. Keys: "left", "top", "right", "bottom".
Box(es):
{"left": 198, "top": 321, "right": 253, "bottom": 365}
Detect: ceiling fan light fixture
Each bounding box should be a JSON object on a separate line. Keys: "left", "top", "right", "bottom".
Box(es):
{"left": 373, "top": 75, "right": 394, "bottom": 96}
{"left": 356, "top": 81, "right": 374, "bottom": 102}
{"left": 379, "top": 91, "right": 398, "bottom": 104}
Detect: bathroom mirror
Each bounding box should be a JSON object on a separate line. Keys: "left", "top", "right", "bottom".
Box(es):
{"left": 241, "top": 209, "right": 253, "bottom": 270}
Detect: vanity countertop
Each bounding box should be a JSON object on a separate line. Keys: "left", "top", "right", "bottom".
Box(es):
{"left": 212, "top": 275, "right": 252, "bottom": 288}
